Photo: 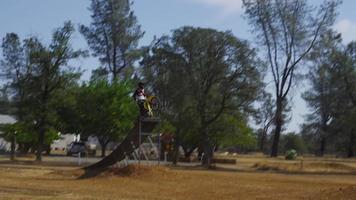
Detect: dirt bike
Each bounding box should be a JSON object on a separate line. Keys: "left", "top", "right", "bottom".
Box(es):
{"left": 142, "top": 95, "right": 159, "bottom": 117}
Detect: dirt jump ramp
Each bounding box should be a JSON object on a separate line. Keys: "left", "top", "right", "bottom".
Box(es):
{"left": 84, "top": 117, "right": 160, "bottom": 171}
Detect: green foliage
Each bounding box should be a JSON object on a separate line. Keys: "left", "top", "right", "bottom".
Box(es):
{"left": 44, "top": 128, "right": 61, "bottom": 145}
{"left": 0, "top": 123, "right": 60, "bottom": 146}
{"left": 281, "top": 133, "right": 307, "bottom": 154}
{"left": 142, "top": 27, "right": 263, "bottom": 163}
{"left": 80, "top": 0, "right": 144, "bottom": 80}
{"left": 53, "top": 84, "right": 81, "bottom": 135}
{"left": 302, "top": 31, "right": 356, "bottom": 157}
{"left": 301, "top": 31, "right": 342, "bottom": 156}
{"left": 26, "top": 22, "right": 84, "bottom": 160}
{"left": 0, "top": 85, "right": 13, "bottom": 114}
{"left": 243, "top": 0, "right": 341, "bottom": 157}
{"left": 1, "top": 21, "right": 85, "bottom": 160}
{"left": 327, "top": 43, "right": 356, "bottom": 157}
{"left": 90, "top": 67, "right": 109, "bottom": 82}
{"left": 285, "top": 149, "right": 298, "bottom": 160}
{"left": 1, "top": 32, "right": 29, "bottom": 119}
{"left": 75, "top": 80, "right": 138, "bottom": 149}
{"left": 156, "top": 120, "right": 176, "bottom": 135}
{"left": 217, "top": 114, "right": 257, "bottom": 150}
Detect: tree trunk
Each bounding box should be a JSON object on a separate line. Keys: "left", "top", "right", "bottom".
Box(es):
{"left": 18, "top": 143, "right": 32, "bottom": 154}
{"left": 30, "top": 145, "right": 37, "bottom": 154}
{"left": 347, "top": 129, "right": 355, "bottom": 158}
{"left": 100, "top": 143, "right": 108, "bottom": 157}
{"left": 24, "top": 144, "right": 31, "bottom": 154}
{"left": 112, "top": 72, "right": 118, "bottom": 82}
{"left": 318, "top": 113, "right": 329, "bottom": 157}
{"left": 184, "top": 149, "right": 195, "bottom": 159}
{"left": 172, "top": 136, "right": 180, "bottom": 165}
{"left": 182, "top": 143, "right": 198, "bottom": 160}
{"left": 10, "top": 134, "right": 15, "bottom": 161}
{"left": 36, "top": 128, "right": 45, "bottom": 161}
{"left": 271, "top": 97, "right": 283, "bottom": 157}
{"left": 201, "top": 128, "right": 213, "bottom": 167}
{"left": 198, "top": 147, "right": 203, "bottom": 160}
{"left": 36, "top": 91, "right": 49, "bottom": 162}
{"left": 319, "top": 136, "right": 326, "bottom": 157}
{"left": 259, "top": 129, "right": 267, "bottom": 152}
{"left": 98, "top": 136, "right": 110, "bottom": 158}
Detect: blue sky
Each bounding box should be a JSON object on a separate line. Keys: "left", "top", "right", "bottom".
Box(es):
{"left": 0, "top": 0, "right": 356, "bottom": 132}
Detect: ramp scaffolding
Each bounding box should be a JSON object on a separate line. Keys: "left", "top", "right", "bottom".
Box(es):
{"left": 85, "top": 117, "right": 161, "bottom": 170}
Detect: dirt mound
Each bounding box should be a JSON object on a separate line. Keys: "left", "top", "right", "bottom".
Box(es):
{"left": 253, "top": 161, "right": 356, "bottom": 174}
{"left": 103, "top": 165, "right": 170, "bottom": 177}
{"left": 80, "top": 164, "right": 172, "bottom": 179}
{"left": 306, "top": 162, "right": 356, "bottom": 172}
{"left": 50, "top": 168, "right": 84, "bottom": 178}
{"left": 253, "top": 162, "right": 303, "bottom": 172}
{"left": 49, "top": 165, "right": 171, "bottom": 179}
{"left": 313, "top": 186, "right": 356, "bottom": 199}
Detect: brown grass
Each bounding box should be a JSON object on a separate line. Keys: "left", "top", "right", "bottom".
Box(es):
{"left": 312, "top": 185, "right": 356, "bottom": 199}
{"left": 252, "top": 161, "right": 356, "bottom": 174}
{"left": 94, "top": 165, "right": 171, "bottom": 178}
{"left": 0, "top": 156, "right": 356, "bottom": 199}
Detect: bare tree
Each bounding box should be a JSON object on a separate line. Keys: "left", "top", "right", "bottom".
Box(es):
{"left": 243, "top": 0, "right": 341, "bottom": 156}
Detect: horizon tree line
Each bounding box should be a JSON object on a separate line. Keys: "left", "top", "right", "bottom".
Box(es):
{"left": 0, "top": 0, "right": 354, "bottom": 165}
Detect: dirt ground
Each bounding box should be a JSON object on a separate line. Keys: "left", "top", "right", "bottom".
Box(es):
{"left": 0, "top": 155, "right": 356, "bottom": 200}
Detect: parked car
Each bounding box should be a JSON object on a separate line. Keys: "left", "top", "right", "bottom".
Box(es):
{"left": 66, "top": 141, "right": 86, "bottom": 156}
{"left": 66, "top": 141, "right": 97, "bottom": 156}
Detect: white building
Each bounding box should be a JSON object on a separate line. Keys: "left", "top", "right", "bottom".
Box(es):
{"left": 0, "top": 114, "right": 117, "bottom": 153}
{"left": 51, "top": 134, "right": 101, "bottom": 151}
{"left": 0, "top": 114, "right": 16, "bottom": 152}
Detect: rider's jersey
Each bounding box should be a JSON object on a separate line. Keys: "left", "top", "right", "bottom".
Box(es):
{"left": 134, "top": 88, "right": 146, "bottom": 101}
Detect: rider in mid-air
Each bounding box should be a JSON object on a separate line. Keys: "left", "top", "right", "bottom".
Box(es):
{"left": 133, "top": 82, "right": 147, "bottom": 116}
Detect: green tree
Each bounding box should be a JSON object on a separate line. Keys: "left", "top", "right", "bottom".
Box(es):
{"left": 75, "top": 80, "right": 137, "bottom": 157}
{"left": 51, "top": 78, "right": 82, "bottom": 136}
{"left": 23, "top": 22, "right": 85, "bottom": 161}
{"left": 280, "top": 132, "right": 307, "bottom": 154}
{"left": 90, "top": 67, "right": 109, "bottom": 82}
{"left": 0, "top": 122, "right": 60, "bottom": 156}
{"left": 302, "top": 39, "right": 356, "bottom": 157}
{"left": 0, "top": 85, "right": 13, "bottom": 114}
{"left": 1, "top": 33, "right": 35, "bottom": 158}
{"left": 243, "top": 0, "right": 341, "bottom": 157}
{"left": 1, "top": 33, "right": 31, "bottom": 120}
{"left": 214, "top": 113, "right": 257, "bottom": 152}
{"left": 328, "top": 41, "right": 356, "bottom": 157}
{"left": 80, "top": 0, "right": 144, "bottom": 80}
{"left": 142, "top": 27, "right": 263, "bottom": 166}
{"left": 301, "top": 31, "right": 342, "bottom": 156}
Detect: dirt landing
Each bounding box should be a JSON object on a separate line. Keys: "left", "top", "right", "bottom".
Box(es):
{"left": 253, "top": 161, "right": 356, "bottom": 174}
{"left": 1, "top": 162, "right": 356, "bottom": 199}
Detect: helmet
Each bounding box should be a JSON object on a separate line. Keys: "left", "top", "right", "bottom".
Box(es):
{"left": 138, "top": 82, "right": 144, "bottom": 88}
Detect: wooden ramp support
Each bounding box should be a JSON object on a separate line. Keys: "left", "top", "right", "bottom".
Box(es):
{"left": 84, "top": 117, "right": 160, "bottom": 171}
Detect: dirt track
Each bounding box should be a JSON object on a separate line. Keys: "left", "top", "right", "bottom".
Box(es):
{"left": 0, "top": 160, "right": 356, "bottom": 200}
{"left": 1, "top": 154, "right": 356, "bottom": 199}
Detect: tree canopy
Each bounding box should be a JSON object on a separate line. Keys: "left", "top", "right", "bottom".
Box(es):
{"left": 142, "top": 27, "right": 263, "bottom": 165}
{"left": 80, "top": 0, "right": 144, "bottom": 80}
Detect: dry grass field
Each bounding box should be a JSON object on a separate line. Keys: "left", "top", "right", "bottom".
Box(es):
{"left": 0, "top": 155, "right": 356, "bottom": 200}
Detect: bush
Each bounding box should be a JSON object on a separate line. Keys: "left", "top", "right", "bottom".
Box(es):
{"left": 281, "top": 132, "right": 307, "bottom": 154}
{"left": 285, "top": 149, "right": 297, "bottom": 160}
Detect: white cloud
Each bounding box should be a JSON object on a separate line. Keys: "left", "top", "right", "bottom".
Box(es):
{"left": 190, "top": 0, "right": 243, "bottom": 16}
{"left": 334, "top": 19, "right": 356, "bottom": 44}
